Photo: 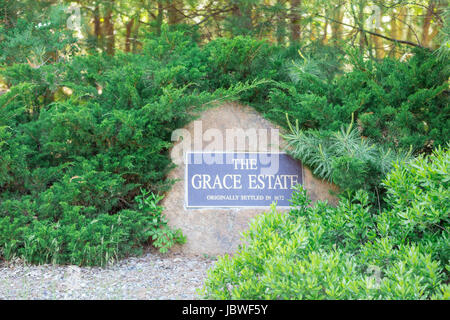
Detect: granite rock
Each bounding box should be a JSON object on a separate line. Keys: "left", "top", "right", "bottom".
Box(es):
{"left": 163, "top": 102, "right": 338, "bottom": 255}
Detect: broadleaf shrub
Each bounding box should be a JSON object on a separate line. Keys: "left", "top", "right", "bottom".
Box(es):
{"left": 201, "top": 147, "right": 449, "bottom": 299}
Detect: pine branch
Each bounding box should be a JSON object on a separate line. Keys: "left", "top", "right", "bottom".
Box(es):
{"left": 315, "top": 13, "right": 424, "bottom": 48}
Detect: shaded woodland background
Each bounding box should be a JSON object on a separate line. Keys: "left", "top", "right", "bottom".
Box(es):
{"left": 0, "top": 0, "right": 448, "bottom": 66}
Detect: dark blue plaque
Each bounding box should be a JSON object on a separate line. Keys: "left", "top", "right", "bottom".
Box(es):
{"left": 185, "top": 152, "right": 303, "bottom": 208}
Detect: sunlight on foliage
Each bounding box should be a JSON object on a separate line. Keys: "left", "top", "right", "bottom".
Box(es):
{"left": 202, "top": 148, "right": 449, "bottom": 299}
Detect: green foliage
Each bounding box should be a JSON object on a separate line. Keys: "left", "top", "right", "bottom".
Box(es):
{"left": 135, "top": 190, "right": 186, "bottom": 253}
{"left": 0, "top": 29, "right": 448, "bottom": 267}
{"left": 0, "top": 32, "right": 267, "bottom": 265}
{"left": 265, "top": 47, "right": 450, "bottom": 153}
{"left": 380, "top": 145, "right": 450, "bottom": 266}
{"left": 201, "top": 148, "right": 449, "bottom": 299}
{"left": 283, "top": 115, "right": 411, "bottom": 200}
{"left": 0, "top": 3, "right": 78, "bottom": 65}
{"left": 0, "top": 189, "right": 184, "bottom": 266}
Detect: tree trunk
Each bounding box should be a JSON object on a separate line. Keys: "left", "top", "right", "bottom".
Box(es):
{"left": 132, "top": 20, "right": 141, "bottom": 53}
{"left": 276, "top": 0, "right": 286, "bottom": 45}
{"left": 371, "top": 27, "right": 385, "bottom": 59}
{"left": 156, "top": 1, "right": 164, "bottom": 35}
{"left": 358, "top": 3, "right": 366, "bottom": 50}
{"left": 125, "top": 18, "right": 134, "bottom": 52}
{"left": 365, "top": 4, "right": 384, "bottom": 59}
{"left": 331, "top": 4, "right": 344, "bottom": 43}
{"left": 421, "top": 1, "right": 436, "bottom": 47}
{"left": 404, "top": 7, "right": 414, "bottom": 43}
{"left": 93, "top": 5, "right": 101, "bottom": 48}
{"left": 398, "top": 7, "right": 407, "bottom": 40}
{"left": 290, "top": 0, "right": 301, "bottom": 43}
{"left": 391, "top": 8, "right": 400, "bottom": 57}
{"left": 168, "top": 0, "right": 183, "bottom": 25}
{"left": 104, "top": 7, "right": 115, "bottom": 55}
{"left": 232, "top": 3, "right": 241, "bottom": 18}
{"left": 428, "top": 26, "right": 440, "bottom": 49}
{"left": 231, "top": 2, "right": 253, "bottom": 34}
{"left": 243, "top": 4, "right": 253, "bottom": 32}
{"left": 322, "top": 8, "right": 328, "bottom": 44}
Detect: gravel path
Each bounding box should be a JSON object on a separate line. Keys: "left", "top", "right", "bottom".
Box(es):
{"left": 0, "top": 250, "right": 216, "bottom": 300}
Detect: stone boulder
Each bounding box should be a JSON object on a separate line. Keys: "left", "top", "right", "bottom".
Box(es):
{"left": 162, "top": 102, "right": 338, "bottom": 255}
